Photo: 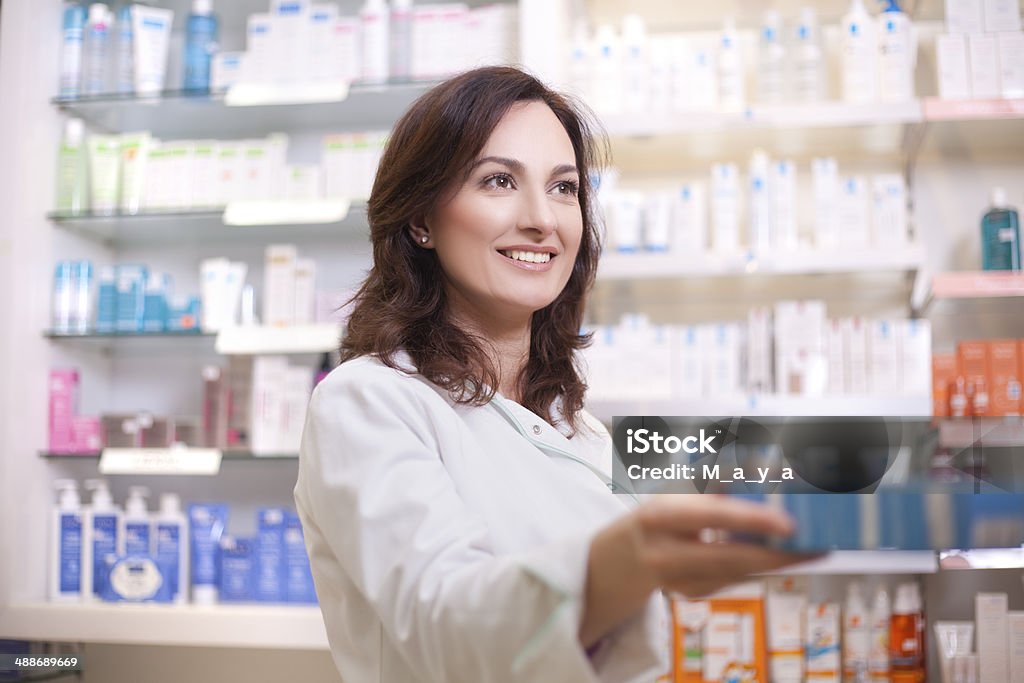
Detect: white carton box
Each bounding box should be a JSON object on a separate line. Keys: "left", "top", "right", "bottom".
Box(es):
{"left": 969, "top": 34, "right": 1001, "bottom": 98}
{"left": 976, "top": 592, "right": 1010, "bottom": 683}
{"left": 190, "top": 141, "right": 219, "bottom": 208}
{"left": 211, "top": 52, "right": 245, "bottom": 92}
{"left": 308, "top": 4, "right": 341, "bottom": 82}
{"left": 984, "top": 0, "right": 1022, "bottom": 33}
{"left": 333, "top": 17, "right": 361, "bottom": 83}
{"left": 707, "top": 323, "right": 742, "bottom": 397}
{"left": 998, "top": 31, "right": 1024, "bottom": 98}
{"left": 746, "top": 307, "right": 773, "bottom": 394}
{"left": 322, "top": 133, "right": 354, "bottom": 199}
{"left": 674, "top": 182, "right": 708, "bottom": 254}
{"left": 710, "top": 163, "right": 741, "bottom": 253}
{"left": 936, "top": 33, "right": 971, "bottom": 100}
{"left": 772, "top": 159, "right": 798, "bottom": 250}
{"left": 871, "top": 174, "right": 908, "bottom": 245}
{"left": 216, "top": 142, "right": 243, "bottom": 205}
{"left": 826, "top": 319, "right": 846, "bottom": 395}
{"left": 292, "top": 258, "right": 317, "bottom": 325}
{"left": 285, "top": 165, "right": 323, "bottom": 201}
{"left": 1009, "top": 611, "right": 1024, "bottom": 679}
{"left": 672, "top": 325, "right": 705, "bottom": 398}
{"left": 841, "top": 317, "right": 869, "bottom": 394}
{"left": 270, "top": 0, "right": 312, "bottom": 83}
{"left": 774, "top": 301, "right": 827, "bottom": 395}
{"left": 245, "top": 14, "right": 274, "bottom": 84}
{"left": 838, "top": 176, "right": 870, "bottom": 248}
{"left": 264, "top": 244, "right": 298, "bottom": 327}
{"left": 412, "top": 6, "right": 441, "bottom": 79}
{"left": 945, "top": 0, "right": 985, "bottom": 34}
{"left": 282, "top": 365, "right": 313, "bottom": 453}
{"left": 812, "top": 157, "right": 840, "bottom": 249}
{"left": 900, "top": 319, "right": 932, "bottom": 397}
{"left": 868, "top": 319, "right": 902, "bottom": 396}
{"left": 766, "top": 578, "right": 807, "bottom": 683}
{"left": 250, "top": 356, "right": 289, "bottom": 454}
{"left": 164, "top": 141, "right": 195, "bottom": 209}
{"left": 805, "top": 603, "right": 841, "bottom": 683}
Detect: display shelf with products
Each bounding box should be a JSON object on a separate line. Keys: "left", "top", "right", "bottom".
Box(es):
{"left": 937, "top": 418, "right": 1024, "bottom": 450}
{"left": 586, "top": 395, "right": 932, "bottom": 422}
{"left": 44, "top": 325, "right": 342, "bottom": 356}
{"left": 598, "top": 244, "right": 925, "bottom": 281}
{"left": 51, "top": 81, "right": 439, "bottom": 139}
{"left": 1, "top": 603, "right": 329, "bottom": 650}
{"left": 40, "top": 449, "right": 299, "bottom": 463}
{"left": 912, "top": 271, "right": 1024, "bottom": 312}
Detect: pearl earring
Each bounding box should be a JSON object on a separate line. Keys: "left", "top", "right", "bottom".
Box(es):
{"left": 420, "top": 235, "right": 428, "bottom": 244}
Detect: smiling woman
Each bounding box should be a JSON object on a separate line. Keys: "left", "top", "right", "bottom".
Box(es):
{"left": 294, "top": 66, "right": 811, "bottom": 683}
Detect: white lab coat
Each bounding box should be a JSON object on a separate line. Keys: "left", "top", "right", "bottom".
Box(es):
{"left": 294, "top": 352, "right": 669, "bottom": 683}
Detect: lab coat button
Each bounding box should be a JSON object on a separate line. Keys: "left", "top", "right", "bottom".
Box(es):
{"left": 532, "top": 424, "right": 541, "bottom": 435}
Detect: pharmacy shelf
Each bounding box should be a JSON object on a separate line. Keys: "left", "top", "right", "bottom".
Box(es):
{"left": 923, "top": 97, "right": 1024, "bottom": 121}
{"left": 770, "top": 550, "right": 938, "bottom": 576}
{"left": 40, "top": 450, "right": 299, "bottom": 462}
{"left": 214, "top": 324, "right": 340, "bottom": 355}
{"left": 586, "top": 395, "right": 932, "bottom": 422}
{"left": 597, "top": 245, "right": 925, "bottom": 281}
{"left": 0, "top": 603, "right": 328, "bottom": 650}
{"left": 52, "top": 80, "right": 438, "bottom": 139}
{"left": 48, "top": 201, "right": 367, "bottom": 246}
{"left": 912, "top": 271, "right": 1024, "bottom": 312}
{"left": 938, "top": 418, "right": 1024, "bottom": 449}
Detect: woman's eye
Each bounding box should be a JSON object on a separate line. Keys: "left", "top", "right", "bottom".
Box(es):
{"left": 554, "top": 180, "right": 580, "bottom": 196}
{"left": 484, "top": 174, "right": 514, "bottom": 190}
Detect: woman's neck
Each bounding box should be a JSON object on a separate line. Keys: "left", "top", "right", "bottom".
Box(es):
{"left": 447, "top": 300, "right": 531, "bottom": 402}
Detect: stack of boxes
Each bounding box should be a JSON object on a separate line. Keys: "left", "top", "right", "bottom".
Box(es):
{"left": 935, "top": 0, "right": 1024, "bottom": 100}
{"left": 219, "top": 507, "right": 316, "bottom": 605}
{"left": 263, "top": 244, "right": 317, "bottom": 328}
{"left": 932, "top": 338, "right": 1024, "bottom": 417}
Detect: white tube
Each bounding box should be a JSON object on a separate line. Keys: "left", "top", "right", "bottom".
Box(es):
{"left": 224, "top": 261, "right": 248, "bottom": 328}
{"left": 131, "top": 6, "right": 174, "bottom": 95}
{"left": 119, "top": 132, "right": 151, "bottom": 215}
{"left": 200, "top": 258, "right": 229, "bottom": 332}
{"left": 87, "top": 135, "right": 122, "bottom": 215}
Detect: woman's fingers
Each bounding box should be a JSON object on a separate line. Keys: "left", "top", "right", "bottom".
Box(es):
{"left": 643, "top": 536, "right": 815, "bottom": 585}
{"left": 639, "top": 494, "right": 795, "bottom": 540}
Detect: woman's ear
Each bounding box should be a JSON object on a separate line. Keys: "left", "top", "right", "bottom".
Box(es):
{"left": 408, "top": 216, "right": 431, "bottom": 247}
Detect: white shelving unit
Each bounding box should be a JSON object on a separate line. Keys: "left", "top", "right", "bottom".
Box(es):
{"left": 587, "top": 395, "right": 932, "bottom": 422}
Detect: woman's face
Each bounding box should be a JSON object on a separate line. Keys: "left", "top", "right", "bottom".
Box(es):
{"left": 423, "top": 101, "right": 584, "bottom": 325}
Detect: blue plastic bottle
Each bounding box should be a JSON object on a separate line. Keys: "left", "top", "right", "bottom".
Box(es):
{"left": 981, "top": 187, "right": 1021, "bottom": 271}
{"left": 184, "top": 0, "right": 219, "bottom": 93}
{"left": 60, "top": 3, "right": 88, "bottom": 99}
{"left": 82, "top": 3, "right": 112, "bottom": 96}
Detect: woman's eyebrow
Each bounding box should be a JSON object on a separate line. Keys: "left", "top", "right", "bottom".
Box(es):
{"left": 469, "top": 156, "right": 579, "bottom": 177}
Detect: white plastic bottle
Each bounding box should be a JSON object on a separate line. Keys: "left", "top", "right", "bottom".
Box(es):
{"left": 123, "top": 486, "right": 151, "bottom": 556}
{"left": 113, "top": 4, "right": 134, "bottom": 94}
{"left": 620, "top": 14, "right": 649, "bottom": 115}
{"left": 711, "top": 162, "right": 741, "bottom": 252}
{"left": 82, "top": 3, "right": 113, "bottom": 96}
{"left": 869, "top": 585, "right": 892, "bottom": 680}
{"left": 60, "top": 2, "right": 88, "bottom": 99}
{"left": 793, "top": 7, "right": 826, "bottom": 102}
{"left": 360, "top": 0, "right": 390, "bottom": 85}
{"left": 772, "top": 159, "right": 798, "bottom": 250}
{"left": 50, "top": 479, "right": 84, "bottom": 602}
{"left": 877, "top": 0, "right": 915, "bottom": 101}
{"left": 844, "top": 582, "right": 870, "bottom": 683}
{"left": 155, "top": 493, "right": 189, "bottom": 604}
{"left": 757, "top": 11, "right": 787, "bottom": 104}
{"left": 841, "top": 0, "right": 878, "bottom": 103}
{"left": 748, "top": 150, "right": 772, "bottom": 251}
{"left": 592, "top": 24, "right": 622, "bottom": 115}
{"left": 717, "top": 18, "right": 745, "bottom": 112}
{"left": 83, "top": 479, "right": 122, "bottom": 601}
{"left": 389, "top": 0, "right": 412, "bottom": 80}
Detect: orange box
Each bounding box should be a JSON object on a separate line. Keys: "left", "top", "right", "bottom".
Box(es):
{"left": 672, "top": 598, "right": 708, "bottom": 683}
{"left": 957, "top": 341, "right": 989, "bottom": 391}
{"left": 988, "top": 340, "right": 1022, "bottom": 416}
{"left": 932, "top": 354, "right": 958, "bottom": 417}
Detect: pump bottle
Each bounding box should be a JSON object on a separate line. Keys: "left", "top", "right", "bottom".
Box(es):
{"left": 878, "top": 0, "right": 916, "bottom": 101}
{"left": 841, "top": 0, "right": 878, "bottom": 103}
{"left": 83, "top": 479, "right": 122, "bottom": 601}
{"left": 155, "top": 493, "right": 189, "bottom": 604}
{"left": 124, "top": 486, "right": 152, "bottom": 556}
{"left": 50, "top": 480, "right": 84, "bottom": 602}
{"left": 757, "top": 11, "right": 787, "bottom": 104}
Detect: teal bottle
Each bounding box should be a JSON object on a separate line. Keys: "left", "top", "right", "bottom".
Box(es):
{"left": 981, "top": 187, "right": 1020, "bottom": 271}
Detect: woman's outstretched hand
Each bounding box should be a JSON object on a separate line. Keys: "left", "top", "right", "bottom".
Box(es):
{"left": 579, "top": 495, "right": 820, "bottom": 648}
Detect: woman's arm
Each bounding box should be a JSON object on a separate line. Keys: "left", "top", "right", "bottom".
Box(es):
{"left": 579, "top": 495, "right": 810, "bottom": 648}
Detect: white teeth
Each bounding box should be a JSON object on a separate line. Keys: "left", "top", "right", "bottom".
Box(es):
{"left": 502, "top": 250, "right": 551, "bottom": 264}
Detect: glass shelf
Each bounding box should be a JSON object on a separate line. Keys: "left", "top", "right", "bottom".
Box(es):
{"left": 48, "top": 203, "right": 368, "bottom": 246}
{"left": 52, "top": 80, "right": 438, "bottom": 138}
{"left": 40, "top": 450, "right": 298, "bottom": 461}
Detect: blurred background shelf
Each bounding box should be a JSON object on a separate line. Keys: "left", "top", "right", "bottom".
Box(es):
{"left": 51, "top": 80, "right": 438, "bottom": 138}
{"left": 40, "top": 449, "right": 299, "bottom": 462}
{"left": 586, "top": 395, "right": 932, "bottom": 422}
{"left": 938, "top": 418, "right": 1024, "bottom": 449}
{"left": 0, "top": 603, "right": 328, "bottom": 650}
{"left": 913, "top": 271, "right": 1024, "bottom": 312}
{"left": 770, "top": 550, "right": 938, "bottom": 576}
{"left": 49, "top": 201, "right": 368, "bottom": 246}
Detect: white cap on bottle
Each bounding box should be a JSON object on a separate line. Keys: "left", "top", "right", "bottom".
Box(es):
{"left": 64, "top": 119, "right": 85, "bottom": 145}
{"left": 991, "top": 186, "right": 1007, "bottom": 209}
{"left": 125, "top": 486, "right": 150, "bottom": 516}
{"left": 88, "top": 3, "right": 111, "bottom": 24}
{"left": 159, "top": 492, "right": 182, "bottom": 516}
{"left": 192, "top": 0, "right": 213, "bottom": 15}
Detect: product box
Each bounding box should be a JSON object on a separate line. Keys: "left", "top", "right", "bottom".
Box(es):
{"left": 269, "top": 0, "right": 312, "bottom": 84}
{"left": 332, "top": 16, "right": 361, "bottom": 83}
{"left": 706, "top": 323, "right": 742, "bottom": 397}
{"left": 984, "top": 0, "right": 1022, "bottom": 33}
{"left": 284, "top": 512, "right": 316, "bottom": 604}
{"left": 945, "top": 0, "right": 985, "bottom": 34}
{"left": 164, "top": 141, "right": 195, "bottom": 209}
{"left": 672, "top": 325, "right": 705, "bottom": 399}
{"left": 142, "top": 272, "right": 170, "bottom": 333}
{"left": 114, "top": 264, "right": 147, "bottom": 333}
{"left": 838, "top": 176, "right": 869, "bottom": 248}
{"left": 900, "top": 320, "right": 932, "bottom": 397}
{"left": 936, "top": 34, "right": 971, "bottom": 100}
{"left": 811, "top": 158, "right": 839, "bottom": 249}
{"left": 216, "top": 142, "right": 243, "bottom": 205}
{"left": 988, "top": 340, "right": 1021, "bottom": 416}
{"left": 976, "top": 592, "right": 1009, "bottom": 683}
{"left": 825, "top": 319, "right": 845, "bottom": 395}
{"left": 256, "top": 507, "right": 287, "bottom": 603}
{"left": 219, "top": 535, "right": 256, "bottom": 603}
{"left": 292, "top": 258, "right": 317, "bottom": 325}
{"left": 871, "top": 174, "right": 908, "bottom": 245}
{"left": 71, "top": 416, "right": 101, "bottom": 453}
{"left": 771, "top": 160, "right": 798, "bottom": 250}
{"left": 671, "top": 597, "right": 709, "bottom": 683}
{"left": 166, "top": 296, "right": 201, "bottom": 333}
{"left": 842, "top": 317, "right": 869, "bottom": 395}
{"left": 805, "top": 603, "right": 841, "bottom": 683}
{"left": 932, "top": 353, "right": 958, "bottom": 417}
{"left": 102, "top": 414, "right": 140, "bottom": 448}
{"left": 969, "top": 34, "right": 1001, "bottom": 99}
{"left": 709, "top": 163, "right": 740, "bottom": 253}
{"left": 308, "top": 4, "right": 340, "bottom": 82}
{"left": 211, "top": 52, "right": 245, "bottom": 92}
{"left": 766, "top": 577, "right": 806, "bottom": 682}
{"left": 705, "top": 583, "right": 768, "bottom": 683}
{"left": 245, "top": 14, "right": 273, "bottom": 84}
{"left": 282, "top": 366, "right": 313, "bottom": 453}
{"left": 190, "top": 141, "right": 219, "bottom": 209}
{"left": 49, "top": 369, "right": 79, "bottom": 452}
{"left": 1009, "top": 611, "right": 1024, "bottom": 677}
{"left": 264, "top": 244, "right": 298, "bottom": 328}
{"left": 95, "top": 266, "right": 117, "bottom": 333}
{"left": 957, "top": 340, "right": 989, "bottom": 386}
{"left": 998, "top": 31, "right": 1024, "bottom": 99}
{"left": 250, "top": 355, "right": 290, "bottom": 454}
{"left": 285, "top": 165, "right": 322, "bottom": 201}
{"left": 674, "top": 182, "right": 708, "bottom": 254}
{"left": 747, "top": 308, "right": 773, "bottom": 394}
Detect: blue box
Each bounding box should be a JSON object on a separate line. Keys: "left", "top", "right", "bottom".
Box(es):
{"left": 284, "top": 512, "right": 317, "bottom": 604}
{"left": 219, "top": 536, "right": 256, "bottom": 603}
{"left": 167, "top": 296, "right": 201, "bottom": 333}
{"left": 114, "top": 264, "right": 147, "bottom": 333}
{"left": 142, "top": 273, "right": 171, "bottom": 333}
{"left": 256, "top": 508, "right": 286, "bottom": 603}
{"left": 95, "top": 266, "right": 117, "bottom": 333}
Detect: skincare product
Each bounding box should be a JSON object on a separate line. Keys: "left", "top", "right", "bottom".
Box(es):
{"left": 843, "top": 582, "right": 870, "bottom": 681}
{"left": 878, "top": 0, "right": 916, "bottom": 101}
{"left": 60, "top": 3, "right": 87, "bottom": 98}
{"left": 891, "top": 582, "right": 925, "bottom": 679}
{"left": 123, "top": 486, "right": 151, "bottom": 556}
{"left": 981, "top": 187, "right": 1021, "bottom": 271}
{"left": 50, "top": 479, "right": 83, "bottom": 602}
{"left": 82, "top": 4, "right": 112, "bottom": 96}
{"left": 184, "top": 0, "right": 219, "bottom": 92}
{"left": 793, "top": 8, "right": 826, "bottom": 102}
{"left": 188, "top": 503, "right": 228, "bottom": 604}
{"left": 155, "top": 493, "right": 188, "bottom": 604}
{"left": 87, "top": 134, "right": 121, "bottom": 215}
{"left": 360, "top": 0, "right": 390, "bottom": 84}
{"left": 841, "top": 0, "right": 878, "bottom": 103}
{"left": 131, "top": 5, "right": 173, "bottom": 95}
{"left": 717, "top": 19, "right": 745, "bottom": 111}
{"left": 869, "top": 585, "right": 891, "bottom": 680}
{"left": 114, "top": 4, "right": 134, "bottom": 94}
{"left": 757, "top": 11, "right": 787, "bottom": 104}
{"left": 83, "top": 479, "right": 122, "bottom": 601}
{"left": 256, "top": 508, "right": 287, "bottom": 602}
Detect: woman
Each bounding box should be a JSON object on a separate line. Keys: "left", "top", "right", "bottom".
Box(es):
{"left": 295, "top": 66, "right": 809, "bottom": 683}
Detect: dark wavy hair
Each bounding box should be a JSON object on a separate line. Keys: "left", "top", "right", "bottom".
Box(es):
{"left": 340, "top": 66, "right": 608, "bottom": 435}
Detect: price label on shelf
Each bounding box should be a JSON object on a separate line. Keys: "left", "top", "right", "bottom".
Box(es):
{"left": 99, "top": 447, "right": 222, "bottom": 476}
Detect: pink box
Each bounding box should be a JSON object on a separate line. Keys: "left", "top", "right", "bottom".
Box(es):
{"left": 48, "top": 369, "right": 79, "bottom": 453}
{"left": 72, "top": 416, "right": 102, "bottom": 454}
